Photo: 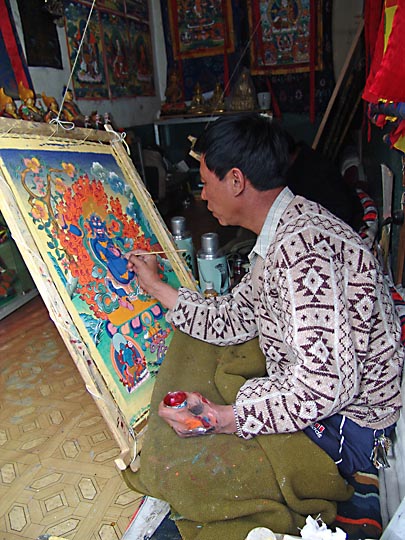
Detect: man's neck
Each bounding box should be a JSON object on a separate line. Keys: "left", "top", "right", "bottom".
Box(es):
{"left": 238, "top": 186, "right": 285, "bottom": 235}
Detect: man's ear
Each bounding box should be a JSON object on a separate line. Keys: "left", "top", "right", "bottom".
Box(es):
{"left": 230, "top": 168, "right": 246, "bottom": 196}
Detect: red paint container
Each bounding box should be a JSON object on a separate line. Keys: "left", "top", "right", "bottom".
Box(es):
{"left": 163, "top": 391, "right": 188, "bottom": 408}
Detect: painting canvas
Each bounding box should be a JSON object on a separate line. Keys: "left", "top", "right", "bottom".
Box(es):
{"left": 65, "top": 1, "right": 109, "bottom": 99}
{"left": 101, "top": 11, "right": 132, "bottom": 97}
{"left": 97, "top": 0, "right": 126, "bottom": 11}
{"left": 0, "top": 118, "right": 195, "bottom": 463}
{"left": 168, "top": 0, "right": 235, "bottom": 60}
{"left": 248, "top": 0, "right": 323, "bottom": 74}
{"left": 65, "top": 0, "right": 155, "bottom": 100}
{"left": 125, "top": 0, "right": 149, "bottom": 20}
{"left": 127, "top": 18, "right": 155, "bottom": 96}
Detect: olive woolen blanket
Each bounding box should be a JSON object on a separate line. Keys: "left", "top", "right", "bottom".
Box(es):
{"left": 122, "top": 330, "right": 353, "bottom": 540}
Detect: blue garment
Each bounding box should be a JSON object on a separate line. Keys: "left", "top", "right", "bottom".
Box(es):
{"left": 304, "top": 414, "right": 394, "bottom": 478}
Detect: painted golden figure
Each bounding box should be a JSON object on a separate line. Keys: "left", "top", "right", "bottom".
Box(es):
{"left": 189, "top": 83, "right": 206, "bottom": 114}
{"left": 209, "top": 82, "right": 226, "bottom": 113}
{"left": 61, "top": 87, "right": 86, "bottom": 127}
{"left": 18, "top": 81, "right": 44, "bottom": 122}
{"left": 42, "top": 93, "right": 63, "bottom": 124}
{"left": 161, "top": 70, "right": 186, "bottom": 115}
{"left": 0, "top": 88, "right": 20, "bottom": 119}
{"left": 230, "top": 68, "right": 257, "bottom": 111}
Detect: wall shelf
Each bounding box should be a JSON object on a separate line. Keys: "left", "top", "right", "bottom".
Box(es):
{"left": 0, "top": 234, "right": 37, "bottom": 320}
{"left": 0, "top": 288, "right": 39, "bottom": 320}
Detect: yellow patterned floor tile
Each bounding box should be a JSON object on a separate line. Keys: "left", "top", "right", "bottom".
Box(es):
{"left": 0, "top": 297, "right": 142, "bottom": 539}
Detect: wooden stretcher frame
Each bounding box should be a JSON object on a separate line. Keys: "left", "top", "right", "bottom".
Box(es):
{"left": 0, "top": 117, "right": 195, "bottom": 470}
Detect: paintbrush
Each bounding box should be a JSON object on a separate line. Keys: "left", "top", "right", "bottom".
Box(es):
{"left": 130, "top": 249, "right": 187, "bottom": 256}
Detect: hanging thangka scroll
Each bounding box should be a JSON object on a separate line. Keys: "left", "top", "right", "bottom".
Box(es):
{"left": 248, "top": 0, "right": 323, "bottom": 74}
{"left": 0, "top": 118, "right": 195, "bottom": 465}
{"left": 168, "top": 0, "right": 235, "bottom": 60}
{"left": 64, "top": 0, "right": 154, "bottom": 100}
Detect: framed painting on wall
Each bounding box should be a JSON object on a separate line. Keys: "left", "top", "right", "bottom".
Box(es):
{"left": 127, "top": 18, "right": 155, "bottom": 96}
{"left": 168, "top": 0, "right": 235, "bottom": 60}
{"left": 100, "top": 11, "right": 131, "bottom": 98}
{"left": 125, "top": 0, "right": 149, "bottom": 20}
{"left": 65, "top": 0, "right": 155, "bottom": 99}
{"left": 248, "top": 0, "right": 323, "bottom": 75}
{"left": 96, "top": 0, "right": 126, "bottom": 11}
{"left": 65, "top": 1, "right": 109, "bottom": 99}
{"left": 0, "top": 118, "right": 195, "bottom": 467}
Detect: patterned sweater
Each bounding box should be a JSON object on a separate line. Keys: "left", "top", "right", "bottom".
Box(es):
{"left": 166, "top": 195, "right": 404, "bottom": 439}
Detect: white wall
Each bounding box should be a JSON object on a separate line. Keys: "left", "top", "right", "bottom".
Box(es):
{"left": 9, "top": 0, "right": 166, "bottom": 127}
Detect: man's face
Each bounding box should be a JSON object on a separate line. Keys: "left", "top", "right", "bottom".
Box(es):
{"left": 200, "top": 157, "right": 236, "bottom": 226}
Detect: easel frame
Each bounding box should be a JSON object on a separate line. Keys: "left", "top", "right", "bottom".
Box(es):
{"left": 0, "top": 117, "right": 195, "bottom": 470}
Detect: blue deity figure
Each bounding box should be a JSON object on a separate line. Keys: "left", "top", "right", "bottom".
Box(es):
{"left": 88, "top": 213, "right": 135, "bottom": 304}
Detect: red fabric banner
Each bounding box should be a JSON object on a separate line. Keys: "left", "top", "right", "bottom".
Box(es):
{"left": 363, "top": 0, "right": 405, "bottom": 103}
{"left": 0, "top": 0, "right": 31, "bottom": 97}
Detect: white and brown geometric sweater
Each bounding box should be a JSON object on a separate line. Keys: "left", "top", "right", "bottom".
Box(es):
{"left": 166, "top": 196, "right": 404, "bottom": 439}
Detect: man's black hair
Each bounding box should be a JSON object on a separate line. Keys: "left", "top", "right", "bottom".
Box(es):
{"left": 194, "top": 113, "right": 290, "bottom": 191}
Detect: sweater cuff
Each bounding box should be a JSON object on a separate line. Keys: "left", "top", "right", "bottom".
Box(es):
{"left": 232, "top": 404, "right": 245, "bottom": 438}
{"left": 165, "top": 286, "right": 189, "bottom": 324}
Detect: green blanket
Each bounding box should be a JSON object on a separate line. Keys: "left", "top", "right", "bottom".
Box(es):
{"left": 123, "top": 331, "right": 353, "bottom": 540}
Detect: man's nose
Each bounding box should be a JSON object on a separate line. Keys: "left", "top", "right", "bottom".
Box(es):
{"left": 201, "top": 186, "right": 207, "bottom": 200}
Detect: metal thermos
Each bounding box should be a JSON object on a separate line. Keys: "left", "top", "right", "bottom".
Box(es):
{"left": 197, "top": 232, "right": 230, "bottom": 295}
{"left": 170, "top": 216, "right": 197, "bottom": 278}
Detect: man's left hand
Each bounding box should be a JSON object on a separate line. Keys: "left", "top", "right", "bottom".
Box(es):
{"left": 158, "top": 391, "right": 237, "bottom": 437}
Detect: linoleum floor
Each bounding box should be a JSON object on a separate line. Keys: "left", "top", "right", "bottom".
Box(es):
{"left": 0, "top": 295, "right": 143, "bottom": 540}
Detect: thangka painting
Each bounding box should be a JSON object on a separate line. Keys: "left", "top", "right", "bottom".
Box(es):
{"left": 125, "top": 0, "right": 149, "bottom": 19}
{"left": 127, "top": 18, "right": 155, "bottom": 96}
{"left": 64, "top": 0, "right": 155, "bottom": 100}
{"left": 168, "top": 0, "right": 235, "bottom": 60}
{"left": 0, "top": 119, "right": 195, "bottom": 459}
{"left": 100, "top": 11, "right": 131, "bottom": 98}
{"left": 248, "top": 0, "right": 323, "bottom": 74}
{"left": 65, "top": 1, "right": 109, "bottom": 99}
{"left": 100, "top": 12, "right": 154, "bottom": 98}
{"left": 97, "top": 0, "right": 125, "bottom": 11}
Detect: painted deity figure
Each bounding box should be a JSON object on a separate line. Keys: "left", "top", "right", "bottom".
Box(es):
{"left": 118, "top": 340, "right": 147, "bottom": 389}
{"left": 136, "top": 39, "right": 150, "bottom": 79}
{"left": 61, "top": 88, "right": 85, "bottom": 127}
{"left": 18, "top": 81, "right": 44, "bottom": 122}
{"left": 113, "top": 39, "right": 129, "bottom": 83}
{"left": 75, "top": 22, "right": 101, "bottom": 83}
{"left": 87, "top": 213, "right": 135, "bottom": 309}
{"left": 0, "top": 88, "right": 20, "bottom": 119}
{"left": 113, "top": 334, "right": 148, "bottom": 391}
